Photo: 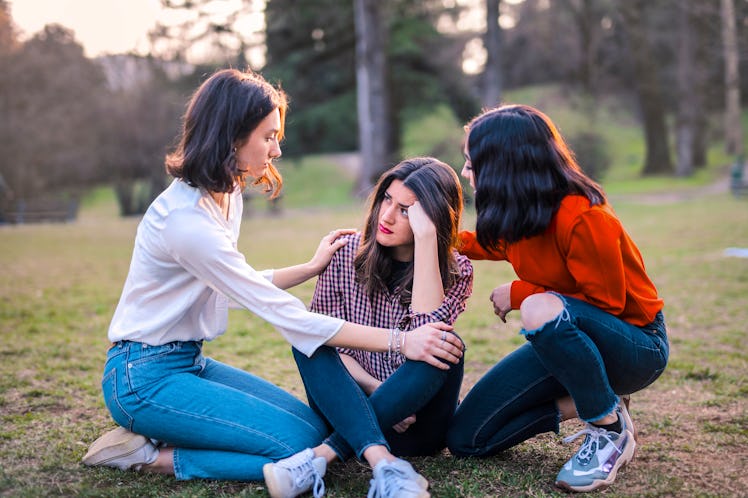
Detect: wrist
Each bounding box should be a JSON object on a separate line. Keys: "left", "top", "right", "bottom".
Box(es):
{"left": 306, "top": 260, "right": 322, "bottom": 277}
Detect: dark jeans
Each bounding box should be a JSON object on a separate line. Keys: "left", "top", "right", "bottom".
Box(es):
{"left": 447, "top": 296, "right": 668, "bottom": 458}
{"left": 293, "top": 339, "right": 464, "bottom": 459}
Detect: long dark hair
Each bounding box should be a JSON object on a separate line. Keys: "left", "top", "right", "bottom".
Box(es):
{"left": 166, "top": 69, "right": 287, "bottom": 197}
{"left": 466, "top": 104, "right": 606, "bottom": 250}
{"left": 354, "top": 157, "right": 464, "bottom": 303}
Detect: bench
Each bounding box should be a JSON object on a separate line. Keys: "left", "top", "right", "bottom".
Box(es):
{"left": 1, "top": 198, "right": 78, "bottom": 224}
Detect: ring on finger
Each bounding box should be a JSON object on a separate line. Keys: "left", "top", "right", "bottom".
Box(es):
{"left": 441, "top": 331, "right": 447, "bottom": 342}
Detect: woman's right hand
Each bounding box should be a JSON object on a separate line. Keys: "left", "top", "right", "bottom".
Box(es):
{"left": 402, "top": 322, "right": 462, "bottom": 369}
{"left": 490, "top": 282, "right": 512, "bottom": 322}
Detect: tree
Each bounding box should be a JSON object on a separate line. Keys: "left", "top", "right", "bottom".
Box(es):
{"left": 615, "top": 0, "right": 673, "bottom": 175}
{"left": 721, "top": 0, "right": 743, "bottom": 157}
{"left": 675, "top": 0, "right": 696, "bottom": 177}
{"left": 150, "top": 0, "right": 265, "bottom": 66}
{"left": 263, "top": 0, "right": 358, "bottom": 156}
{"left": 354, "top": 0, "right": 391, "bottom": 195}
{"left": 0, "top": 23, "right": 108, "bottom": 203}
{"left": 97, "top": 56, "right": 186, "bottom": 215}
{"left": 482, "top": 0, "right": 502, "bottom": 107}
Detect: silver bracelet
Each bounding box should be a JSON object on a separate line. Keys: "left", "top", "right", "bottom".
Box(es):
{"left": 388, "top": 328, "right": 394, "bottom": 363}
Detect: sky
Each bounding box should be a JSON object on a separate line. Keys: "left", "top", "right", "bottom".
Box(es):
{"left": 9, "top": 0, "right": 164, "bottom": 57}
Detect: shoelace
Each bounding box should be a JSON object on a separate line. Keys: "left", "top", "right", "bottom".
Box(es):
{"left": 367, "top": 464, "right": 415, "bottom": 498}
{"left": 563, "top": 426, "right": 622, "bottom": 464}
{"left": 282, "top": 455, "right": 325, "bottom": 498}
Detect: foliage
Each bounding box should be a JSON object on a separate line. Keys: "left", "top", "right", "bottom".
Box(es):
{"left": 262, "top": 0, "right": 477, "bottom": 160}
{"left": 567, "top": 131, "right": 611, "bottom": 182}
{"left": 96, "top": 56, "right": 187, "bottom": 216}
{"left": 0, "top": 22, "right": 107, "bottom": 202}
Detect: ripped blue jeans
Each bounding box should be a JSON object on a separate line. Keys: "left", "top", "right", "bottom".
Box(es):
{"left": 447, "top": 295, "right": 668, "bottom": 457}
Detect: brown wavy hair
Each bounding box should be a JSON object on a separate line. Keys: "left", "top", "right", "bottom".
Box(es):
{"left": 165, "top": 69, "right": 286, "bottom": 198}
{"left": 354, "top": 157, "right": 464, "bottom": 304}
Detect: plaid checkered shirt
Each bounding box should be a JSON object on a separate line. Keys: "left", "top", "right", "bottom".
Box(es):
{"left": 310, "top": 232, "right": 474, "bottom": 381}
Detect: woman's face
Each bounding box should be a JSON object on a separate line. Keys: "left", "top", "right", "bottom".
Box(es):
{"left": 234, "top": 109, "right": 282, "bottom": 181}
{"left": 376, "top": 179, "right": 416, "bottom": 261}
{"left": 460, "top": 139, "right": 476, "bottom": 192}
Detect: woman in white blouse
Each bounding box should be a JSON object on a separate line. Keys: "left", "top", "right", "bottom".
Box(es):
{"left": 81, "top": 69, "right": 463, "bottom": 492}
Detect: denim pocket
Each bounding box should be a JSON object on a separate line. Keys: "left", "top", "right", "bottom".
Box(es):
{"left": 102, "top": 367, "right": 133, "bottom": 429}
{"left": 125, "top": 342, "right": 180, "bottom": 392}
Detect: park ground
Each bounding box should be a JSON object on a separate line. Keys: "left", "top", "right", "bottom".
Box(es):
{"left": 0, "top": 166, "right": 747, "bottom": 497}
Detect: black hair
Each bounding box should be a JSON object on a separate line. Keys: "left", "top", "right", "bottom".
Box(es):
{"left": 466, "top": 104, "right": 606, "bottom": 249}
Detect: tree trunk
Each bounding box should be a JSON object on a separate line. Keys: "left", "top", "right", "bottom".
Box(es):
{"left": 354, "top": 0, "right": 390, "bottom": 196}
{"left": 721, "top": 0, "right": 744, "bottom": 156}
{"left": 482, "top": 0, "right": 502, "bottom": 108}
{"left": 617, "top": 0, "right": 673, "bottom": 175}
{"left": 676, "top": 0, "right": 695, "bottom": 177}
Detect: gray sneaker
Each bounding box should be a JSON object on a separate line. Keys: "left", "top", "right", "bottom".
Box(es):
{"left": 263, "top": 448, "right": 326, "bottom": 498}
{"left": 555, "top": 406, "right": 636, "bottom": 492}
{"left": 81, "top": 427, "right": 159, "bottom": 471}
{"left": 367, "top": 459, "right": 430, "bottom": 498}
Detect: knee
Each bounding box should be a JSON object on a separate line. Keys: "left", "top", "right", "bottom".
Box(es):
{"left": 519, "top": 293, "right": 565, "bottom": 331}
{"left": 446, "top": 427, "right": 470, "bottom": 457}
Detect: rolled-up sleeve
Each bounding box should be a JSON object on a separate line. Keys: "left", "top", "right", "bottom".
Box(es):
{"left": 406, "top": 253, "right": 473, "bottom": 329}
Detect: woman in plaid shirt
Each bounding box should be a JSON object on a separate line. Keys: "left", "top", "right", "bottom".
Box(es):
{"left": 264, "top": 157, "right": 473, "bottom": 498}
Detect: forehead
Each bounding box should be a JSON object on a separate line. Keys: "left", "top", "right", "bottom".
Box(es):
{"left": 254, "top": 108, "right": 280, "bottom": 132}
{"left": 385, "top": 179, "right": 416, "bottom": 204}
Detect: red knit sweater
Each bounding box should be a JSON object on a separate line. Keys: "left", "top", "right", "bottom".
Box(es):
{"left": 459, "top": 195, "right": 663, "bottom": 326}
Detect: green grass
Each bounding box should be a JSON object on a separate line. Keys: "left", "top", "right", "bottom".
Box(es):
{"left": 2, "top": 90, "right": 748, "bottom": 496}
{"left": 1, "top": 185, "right": 747, "bottom": 496}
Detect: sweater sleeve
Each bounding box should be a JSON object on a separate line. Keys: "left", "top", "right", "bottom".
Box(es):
{"left": 509, "top": 280, "right": 547, "bottom": 310}
{"left": 162, "top": 208, "right": 344, "bottom": 356}
{"left": 564, "top": 208, "right": 628, "bottom": 315}
{"left": 458, "top": 230, "right": 506, "bottom": 260}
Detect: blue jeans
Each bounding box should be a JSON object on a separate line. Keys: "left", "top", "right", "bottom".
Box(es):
{"left": 447, "top": 296, "right": 668, "bottom": 457}
{"left": 292, "top": 340, "right": 464, "bottom": 459}
{"left": 102, "top": 340, "right": 327, "bottom": 480}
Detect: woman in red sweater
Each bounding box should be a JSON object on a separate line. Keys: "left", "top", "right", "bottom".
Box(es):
{"left": 446, "top": 104, "right": 669, "bottom": 493}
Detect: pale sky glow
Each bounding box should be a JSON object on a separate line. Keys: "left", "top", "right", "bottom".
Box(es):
{"left": 9, "top": 0, "right": 267, "bottom": 65}
{"left": 9, "top": 0, "right": 164, "bottom": 57}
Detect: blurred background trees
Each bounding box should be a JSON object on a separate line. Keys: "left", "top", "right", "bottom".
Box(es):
{"left": 0, "top": 0, "right": 746, "bottom": 220}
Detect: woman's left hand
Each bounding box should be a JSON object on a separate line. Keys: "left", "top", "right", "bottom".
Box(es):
{"left": 309, "top": 228, "right": 357, "bottom": 275}
{"left": 403, "top": 322, "right": 463, "bottom": 369}
{"left": 393, "top": 414, "right": 417, "bottom": 433}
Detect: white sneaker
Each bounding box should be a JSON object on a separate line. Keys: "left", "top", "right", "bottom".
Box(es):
{"left": 81, "top": 427, "right": 159, "bottom": 471}
{"left": 367, "top": 459, "right": 430, "bottom": 498}
{"left": 263, "top": 448, "right": 327, "bottom": 498}
{"left": 386, "top": 459, "right": 428, "bottom": 490}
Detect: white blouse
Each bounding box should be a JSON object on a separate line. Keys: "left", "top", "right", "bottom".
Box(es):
{"left": 108, "top": 179, "right": 344, "bottom": 356}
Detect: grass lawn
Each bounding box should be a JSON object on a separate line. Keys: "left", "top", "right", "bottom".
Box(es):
{"left": 1, "top": 180, "right": 747, "bottom": 496}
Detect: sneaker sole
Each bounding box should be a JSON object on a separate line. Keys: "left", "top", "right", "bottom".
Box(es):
{"left": 81, "top": 427, "right": 149, "bottom": 467}
{"left": 263, "top": 462, "right": 289, "bottom": 498}
{"left": 554, "top": 429, "right": 637, "bottom": 493}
